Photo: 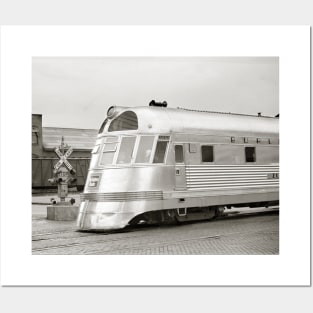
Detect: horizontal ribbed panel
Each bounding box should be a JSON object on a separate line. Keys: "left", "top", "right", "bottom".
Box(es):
{"left": 185, "top": 184, "right": 279, "bottom": 191}
{"left": 81, "top": 191, "right": 163, "bottom": 202}
{"left": 186, "top": 165, "right": 279, "bottom": 190}
{"left": 187, "top": 168, "right": 278, "bottom": 172}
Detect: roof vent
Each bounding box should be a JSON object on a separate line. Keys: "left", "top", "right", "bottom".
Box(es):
{"left": 149, "top": 100, "right": 167, "bottom": 107}
{"left": 258, "top": 112, "right": 262, "bottom": 117}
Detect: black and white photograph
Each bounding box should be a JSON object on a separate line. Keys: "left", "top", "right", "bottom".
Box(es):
{"left": 31, "top": 56, "right": 279, "bottom": 255}
{"left": 0, "top": 0, "right": 312, "bottom": 310}
{"left": 1, "top": 25, "right": 310, "bottom": 288}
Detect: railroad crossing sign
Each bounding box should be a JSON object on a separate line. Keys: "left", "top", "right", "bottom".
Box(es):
{"left": 53, "top": 137, "right": 76, "bottom": 174}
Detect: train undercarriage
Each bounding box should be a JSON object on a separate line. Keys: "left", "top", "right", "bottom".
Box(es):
{"left": 128, "top": 201, "right": 279, "bottom": 227}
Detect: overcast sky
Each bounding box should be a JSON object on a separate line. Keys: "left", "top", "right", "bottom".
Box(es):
{"left": 32, "top": 57, "right": 279, "bottom": 129}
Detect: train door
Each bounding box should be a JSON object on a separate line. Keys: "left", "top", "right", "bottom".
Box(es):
{"left": 174, "top": 144, "right": 186, "bottom": 190}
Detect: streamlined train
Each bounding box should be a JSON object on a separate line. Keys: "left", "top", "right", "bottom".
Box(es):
{"left": 77, "top": 101, "right": 279, "bottom": 231}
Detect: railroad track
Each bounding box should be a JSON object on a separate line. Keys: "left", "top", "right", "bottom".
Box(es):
{"left": 32, "top": 206, "right": 278, "bottom": 239}
{"left": 32, "top": 207, "right": 279, "bottom": 253}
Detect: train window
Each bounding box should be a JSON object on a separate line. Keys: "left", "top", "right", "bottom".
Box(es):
{"left": 175, "top": 145, "right": 184, "bottom": 163}
{"left": 201, "top": 145, "right": 214, "bottom": 162}
{"left": 98, "top": 118, "right": 108, "bottom": 134}
{"left": 104, "top": 136, "right": 118, "bottom": 143}
{"left": 153, "top": 140, "right": 169, "bottom": 163}
{"left": 108, "top": 111, "right": 138, "bottom": 132}
{"left": 103, "top": 143, "right": 117, "bottom": 152}
{"left": 100, "top": 152, "right": 115, "bottom": 165}
{"left": 100, "top": 143, "right": 117, "bottom": 165}
{"left": 135, "top": 136, "right": 154, "bottom": 163}
{"left": 245, "top": 147, "right": 256, "bottom": 162}
{"left": 117, "top": 136, "right": 136, "bottom": 164}
{"left": 159, "top": 135, "right": 170, "bottom": 140}
{"left": 104, "top": 137, "right": 118, "bottom": 142}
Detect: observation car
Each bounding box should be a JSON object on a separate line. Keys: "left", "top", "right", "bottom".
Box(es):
{"left": 77, "top": 101, "right": 279, "bottom": 231}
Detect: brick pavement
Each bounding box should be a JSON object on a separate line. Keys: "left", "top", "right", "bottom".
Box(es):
{"left": 32, "top": 199, "right": 279, "bottom": 254}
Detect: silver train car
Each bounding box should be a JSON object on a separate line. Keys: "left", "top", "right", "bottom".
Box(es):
{"left": 77, "top": 102, "right": 279, "bottom": 231}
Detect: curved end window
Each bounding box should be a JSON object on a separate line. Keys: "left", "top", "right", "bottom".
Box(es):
{"left": 98, "top": 118, "right": 108, "bottom": 134}
{"left": 108, "top": 111, "right": 138, "bottom": 132}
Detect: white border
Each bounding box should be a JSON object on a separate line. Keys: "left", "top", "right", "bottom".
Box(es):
{"left": 0, "top": 26, "right": 310, "bottom": 286}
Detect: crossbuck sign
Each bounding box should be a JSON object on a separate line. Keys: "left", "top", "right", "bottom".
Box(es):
{"left": 53, "top": 137, "right": 75, "bottom": 174}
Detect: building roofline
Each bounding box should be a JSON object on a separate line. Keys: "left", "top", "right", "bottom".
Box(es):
{"left": 43, "top": 127, "right": 97, "bottom": 132}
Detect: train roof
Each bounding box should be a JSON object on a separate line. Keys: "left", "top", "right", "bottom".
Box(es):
{"left": 42, "top": 127, "right": 97, "bottom": 150}
{"left": 108, "top": 106, "right": 279, "bottom": 137}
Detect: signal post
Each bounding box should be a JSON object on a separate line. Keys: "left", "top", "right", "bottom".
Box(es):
{"left": 47, "top": 137, "right": 79, "bottom": 221}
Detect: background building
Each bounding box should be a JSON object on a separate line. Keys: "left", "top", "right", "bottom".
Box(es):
{"left": 32, "top": 114, "right": 97, "bottom": 190}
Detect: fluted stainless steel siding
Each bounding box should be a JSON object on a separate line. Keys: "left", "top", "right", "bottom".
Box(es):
{"left": 186, "top": 165, "right": 279, "bottom": 190}
{"left": 81, "top": 190, "right": 163, "bottom": 202}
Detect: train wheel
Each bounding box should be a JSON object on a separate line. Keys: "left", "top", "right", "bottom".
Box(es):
{"left": 215, "top": 206, "right": 225, "bottom": 217}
